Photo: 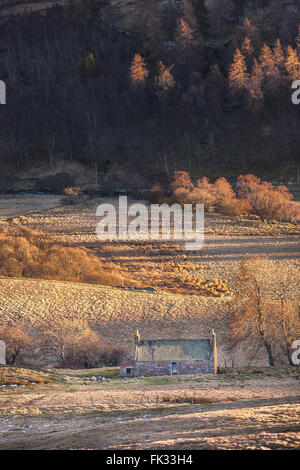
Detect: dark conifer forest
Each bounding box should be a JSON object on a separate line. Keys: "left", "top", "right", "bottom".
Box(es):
{"left": 0, "top": 0, "right": 299, "bottom": 188}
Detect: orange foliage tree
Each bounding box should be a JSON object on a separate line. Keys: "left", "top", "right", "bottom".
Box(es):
{"left": 229, "top": 49, "right": 249, "bottom": 93}
{"left": 130, "top": 53, "right": 149, "bottom": 89}
{"left": 155, "top": 171, "right": 299, "bottom": 223}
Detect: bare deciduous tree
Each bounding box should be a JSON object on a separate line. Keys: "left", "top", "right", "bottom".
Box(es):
{"left": 229, "top": 256, "right": 300, "bottom": 366}
{"left": 229, "top": 256, "right": 276, "bottom": 366}
{"left": 0, "top": 324, "right": 32, "bottom": 365}
{"left": 270, "top": 264, "right": 300, "bottom": 365}
{"left": 37, "top": 319, "right": 103, "bottom": 368}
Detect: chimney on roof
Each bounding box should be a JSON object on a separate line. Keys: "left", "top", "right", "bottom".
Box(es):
{"left": 211, "top": 329, "right": 218, "bottom": 374}
{"left": 134, "top": 329, "right": 141, "bottom": 345}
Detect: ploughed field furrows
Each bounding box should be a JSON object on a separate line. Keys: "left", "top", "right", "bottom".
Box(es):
{"left": 0, "top": 276, "right": 291, "bottom": 366}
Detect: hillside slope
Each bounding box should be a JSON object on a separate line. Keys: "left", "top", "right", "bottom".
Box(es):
{"left": 0, "top": 0, "right": 299, "bottom": 178}
{"left": 0, "top": 0, "right": 136, "bottom": 19}
{"left": 0, "top": 0, "right": 75, "bottom": 17}
{"left": 0, "top": 276, "right": 268, "bottom": 366}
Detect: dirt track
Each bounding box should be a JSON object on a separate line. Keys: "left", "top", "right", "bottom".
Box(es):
{"left": 0, "top": 371, "right": 299, "bottom": 450}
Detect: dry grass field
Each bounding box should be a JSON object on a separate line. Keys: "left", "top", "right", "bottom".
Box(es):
{"left": 0, "top": 194, "right": 62, "bottom": 218}
{"left": 0, "top": 366, "right": 299, "bottom": 450}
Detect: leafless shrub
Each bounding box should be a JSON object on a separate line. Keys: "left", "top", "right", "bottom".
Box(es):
{"left": 98, "top": 346, "right": 127, "bottom": 366}
{"left": 37, "top": 319, "right": 103, "bottom": 368}
{"left": 63, "top": 186, "right": 82, "bottom": 205}
{"left": 229, "top": 256, "right": 300, "bottom": 366}
{"left": 0, "top": 324, "right": 32, "bottom": 365}
{"left": 237, "top": 175, "right": 300, "bottom": 222}
{"left": 153, "top": 171, "right": 299, "bottom": 223}
{"left": 0, "top": 224, "right": 124, "bottom": 286}
{"left": 171, "top": 171, "right": 194, "bottom": 191}
{"left": 64, "top": 186, "right": 81, "bottom": 197}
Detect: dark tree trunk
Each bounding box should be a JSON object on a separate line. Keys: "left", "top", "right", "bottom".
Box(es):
{"left": 286, "top": 346, "right": 294, "bottom": 366}
{"left": 264, "top": 341, "right": 275, "bottom": 367}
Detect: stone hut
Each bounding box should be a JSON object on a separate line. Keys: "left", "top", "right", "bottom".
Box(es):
{"left": 120, "top": 330, "right": 217, "bottom": 377}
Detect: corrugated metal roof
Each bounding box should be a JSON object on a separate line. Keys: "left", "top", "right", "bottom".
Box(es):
{"left": 120, "top": 360, "right": 134, "bottom": 368}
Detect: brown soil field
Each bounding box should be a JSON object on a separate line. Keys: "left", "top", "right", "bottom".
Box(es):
{"left": 0, "top": 366, "right": 299, "bottom": 450}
